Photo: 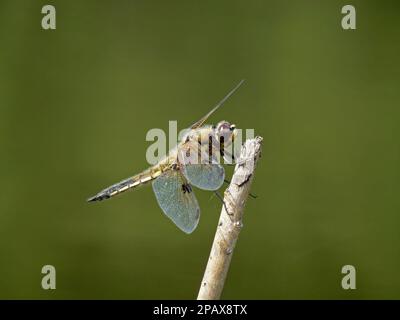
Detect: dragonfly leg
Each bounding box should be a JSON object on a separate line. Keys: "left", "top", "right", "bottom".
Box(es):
{"left": 222, "top": 152, "right": 247, "bottom": 167}
{"left": 222, "top": 150, "right": 236, "bottom": 166}
{"left": 223, "top": 179, "right": 258, "bottom": 199}
{"left": 224, "top": 162, "right": 236, "bottom": 167}
{"left": 214, "top": 191, "right": 232, "bottom": 215}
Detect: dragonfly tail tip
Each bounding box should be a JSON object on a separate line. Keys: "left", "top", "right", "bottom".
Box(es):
{"left": 87, "top": 193, "right": 110, "bottom": 202}
{"left": 87, "top": 196, "right": 98, "bottom": 202}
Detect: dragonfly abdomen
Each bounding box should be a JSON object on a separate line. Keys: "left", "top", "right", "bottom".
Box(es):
{"left": 87, "top": 166, "right": 165, "bottom": 202}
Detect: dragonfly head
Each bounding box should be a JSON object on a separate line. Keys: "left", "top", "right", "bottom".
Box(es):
{"left": 215, "top": 121, "right": 236, "bottom": 146}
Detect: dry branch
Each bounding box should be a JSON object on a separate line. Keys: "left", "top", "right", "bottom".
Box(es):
{"left": 197, "top": 136, "right": 263, "bottom": 300}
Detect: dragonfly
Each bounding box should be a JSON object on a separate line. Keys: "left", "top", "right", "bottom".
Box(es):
{"left": 87, "top": 80, "right": 245, "bottom": 234}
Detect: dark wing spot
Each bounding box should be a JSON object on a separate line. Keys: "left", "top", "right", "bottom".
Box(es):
{"left": 181, "top": 183, "right": 193, "bottom": 194}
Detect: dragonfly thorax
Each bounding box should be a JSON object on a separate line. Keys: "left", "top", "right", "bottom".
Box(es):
{"left": 215, "top": 120, "right": 236, "bottom": 147}
{"left": 182, "top": 121, "right": 236, "bottom": 150}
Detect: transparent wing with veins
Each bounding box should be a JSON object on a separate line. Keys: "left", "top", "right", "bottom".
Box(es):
{"left": 152, "top": 169, "right": 200, "bottom": 234}
{"left": 177, "top": 138, "right": 225, "bottom": 191}
{"left": 189, "top": 79, "right": 245, "bottom": 130}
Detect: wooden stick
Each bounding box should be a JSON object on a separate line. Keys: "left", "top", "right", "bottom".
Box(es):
{"left": 197, "top": 136, "right": 263, "bottom": 300}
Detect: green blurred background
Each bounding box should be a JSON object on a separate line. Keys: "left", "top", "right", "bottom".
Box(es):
{"left": 0, "top": 0, "right": 399, "bottom": 299}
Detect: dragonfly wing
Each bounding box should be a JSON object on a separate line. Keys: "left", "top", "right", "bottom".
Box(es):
{"left": 152, "top": 170, "right": 200, "bottom": 234}
{"left": 189, "top": 80, "right": 245, "bottom": 129}
{"left": 177, "top": 140, "right": 225, "bottom": 191}
{"left": 182, "top": 164, "right": 225, "bottom": 191}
